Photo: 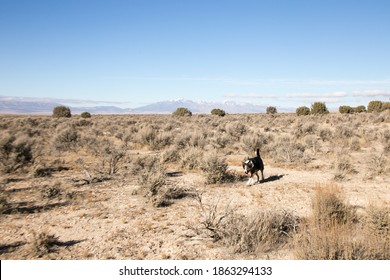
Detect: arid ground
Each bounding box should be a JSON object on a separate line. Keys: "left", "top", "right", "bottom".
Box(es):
{"left": 1, "top": 111, "right": 389, "bottom": 259}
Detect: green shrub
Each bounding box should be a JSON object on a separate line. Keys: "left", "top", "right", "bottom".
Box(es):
{"left": 368, "top": 101, "right": 383, "bottom": 113}
{"left": 211, "top": 108, "right": 226, "bottom": 116}
{"left": 296, "top": 106, "right": 310, "bottom": 116}
{"left": 52, "top": 106, "right": 71, "bottom": 118}
{"left": 382, "top": 102, "right": 390, "bottom": 111}
{"left": 80, "top": 112, "right": 91, "bottom": 118}
{"left": 173, "top": 107, "right": 192, "bottom": 117}
{"left": 311, "top": 102, "right": 329, "bottom": 115}
{"left": 354, "top": 105, "right": 366, "bottom": 113}
{"left": 266, "top": 106, "right": 277, "bottom": 114}
{"left": 339, "top": 106, "right": 353, "bottom": 114}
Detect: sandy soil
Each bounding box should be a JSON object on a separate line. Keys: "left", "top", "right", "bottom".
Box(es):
{"left": 1, "top": 152, "right": 389, "bottom": 260}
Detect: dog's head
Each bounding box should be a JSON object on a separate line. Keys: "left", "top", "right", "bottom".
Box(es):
{"left": 242, "top": 160, "right": 254, "bottom": 174}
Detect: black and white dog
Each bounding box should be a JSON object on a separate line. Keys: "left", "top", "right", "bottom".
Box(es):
{"left": 242, "top": 148, "right": 264, "bottom": 185}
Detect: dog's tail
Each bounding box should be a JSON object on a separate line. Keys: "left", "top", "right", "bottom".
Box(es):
{"left": 256, "top": 148, "right": 260, "bottom": 157}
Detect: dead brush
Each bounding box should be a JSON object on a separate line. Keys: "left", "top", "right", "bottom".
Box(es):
{"left": 0, "top": 188, "right": 11, "bottom": 214}
{"left": 367, "top": 153, "right": 387, "bottom": 176}
{"left": 191, "top": 191, "right": 235, "bottom": 241}
{"left": 332, "top": 155, "right": 357, "bottom": 181}
{"left": 292, "top": 185, "right": 390, "bottom": 260}
{"left": 200, "top": 150, "right": 236, "bottom": 184}
{"left": 365, "top": 204, "right": 390, "bottom": 237}
{"left": 294, "top": 218, "right": 390, "bottom": 260}
{"left": 311, "top": 184, "right": 357, "bottom": 229}
{"left": 41, "top": 182, "right": 62, "bottom": 200}
{"left": 31, "top": 231, "right": 61, "bottom": 257}
{"left": 222, "top": 210, "right": 300, "bottom": 253}
{"left": 294, "top": 223, "right": 362, "bottom": 260}
{"left": 153, "top": 184, "right": 196, "bottom": 207}
{"left": 131, "top": 155, "right": 168, "bottom": 200}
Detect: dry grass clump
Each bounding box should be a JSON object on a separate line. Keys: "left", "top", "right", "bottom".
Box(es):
{"left": 222, "top": 210, "right": 299, "bottom": 253}
{"left": 32, "top": 232, "right": 61, "bottom": 257}
{"left": 41, "top": 182, "right": 62, "bottom": 200}
{"left": 333, "top": 155, "right": 357, "bottom": 181}
{"left": 0, "top": 133, "right": 34, "bottom": 173}
{"left": 52, "top": 124, "right": 79, "bottom": 151}
{"left": 365, "top": 204, "right": 390, "bottom": 237}
{"left": 200, "top": 150, "right": 235, "bottom": 184}
{"left": 311, "top": 184, "right": 357, "bottom": 228}
{"left": 294, "top": 185, "right": 390, "bottom": 259}
{"left": 131, "top": 155, "right": 167, "bottom": 197}
{"left": 0, "top": 187, "right": 11, "bottom": 214}
{"left": 268, "top": 136, "right": 307, "bottom": 164}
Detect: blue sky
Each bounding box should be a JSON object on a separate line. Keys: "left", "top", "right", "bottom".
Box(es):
{"left": 1, "top": 0, "right": 390, "bottom": 111}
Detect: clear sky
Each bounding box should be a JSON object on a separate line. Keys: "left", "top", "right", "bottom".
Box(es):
{"left": 1, "top": 0, "right": 390, "bottom": 110}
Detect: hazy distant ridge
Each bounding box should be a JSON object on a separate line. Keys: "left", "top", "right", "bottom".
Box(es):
{"left": 0, "top": 97, "right": 293, "bottom": 114}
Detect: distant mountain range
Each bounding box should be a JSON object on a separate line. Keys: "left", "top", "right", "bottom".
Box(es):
{"left": 0, "top": 97, "right": 293, "bottom": 114}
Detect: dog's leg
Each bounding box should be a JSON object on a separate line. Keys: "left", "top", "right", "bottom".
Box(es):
{"left": 260, "top": 170, "right": 264, "bottom": 181}
{"left": 255, "top": 172, "right": 260, "bottom": 184}
{"left": 247, "top": 176, "right": 252, "bottom": 186}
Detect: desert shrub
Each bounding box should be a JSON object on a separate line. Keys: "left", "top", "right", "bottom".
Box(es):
{"left": 295, "top": 198, "right": 390, "bottom": 260}
{"left": 222, "top": 210, "right": 299, "bottom": 253}
{"left": 382, "top": 102, "right": 390, "bottom": 111}
{"left": 354, "top": 105, "right": 366, "bottom": 113}
{"left": 131, "top": 155, "right": 167, "bottom": 197}
{"left": 212, "top": 135, "right": 231, "bottom": 149}
{"left": 97, "top": 140, "right": 125, "bottom": 175}
{"left": 136, "top": 126, "right": 157, "bottom": 147}
{"left": 319, "top": 128, "right": 333, "bottom": 142}
{"left": 179, "top": 147, "right": 204, "bottom": 170}
{"left": 367, "top": 100, "right": 383, "bottom": 113}
{"left": 296, "top": 106, "right": 310, "bottom": 116}
{"left": 266, "top": 106, "right": 277, "bottom": 114}
{"left": 241, "top": 134, "right": 269, "bottom": 154}
{"left": 41, "top": 182, "right": 62, "bottom": 200}
{"left": 294, "top": 224, "right": 363, "bottom": 260}
{"left": 311, "top": 102, "right": 329, "bottom": 115}
{"left": 0, "top": 187, "right": 11, "bottom": 214}
{"left": 211, "top": 108, "right": 226, "bottom": 116}
{"left": 335, "top": 125, "right": 354, "bottom": 139}
{"left": 32, "top": 232, "right": 61, "bottom": 257}
{"left": 80, "top": 112, "right": 91, "bottom": 118}
{"left": 161, "top": 147, "right": 181, "bottom": 163}
{"left": 0, "top": 134, "right": 34, "bottom": 173}
{"left": 367, "top": 154, "right": 387, "bottom": 176}
{"left": 294, "top": 122, "right": 317, "bottom": 138}
{"left": 52, "top": 106, "right": 71, "bottom": 118}
{"left": 188, "top": 131, "right": 207, "bottom": 148}
{"left": 153, "top": 132, "right": 173, "bottom": 150}
{"left": 153, "top": 184, "right": 197, "bottom": 207}
{"left": 200, "top": 151, "right": 231, "bottom": 184}
{"left": 173, "top": 107, "right": 192, "bottom": 117}
{"left": 174, "top": 134, "right": 192, "bottom": 149}
{"left": 311, "top": 185, "right": 357, "bottom": 229}
{"left": 226, "top": 122, "right": 247, "bottom": 139}
{"left": 304, "top": 135, "right": 318, "bottom": 153}
{"left": 294, "top": 185, "right": 367, "bottom": 260}
{"left": 269, "top": 136, "right": 306, "bottom": 163}
{"left": 339, "top": 106, "right": 353, "bottom": 114}
{"left": 333, "top": 155, "right": 356, "bottom": 181}
{"left": 52, "top": 125, "right": 78, "bottom": 151}
{"left": 365, "top": 205, "right": 390, "bottom": 237}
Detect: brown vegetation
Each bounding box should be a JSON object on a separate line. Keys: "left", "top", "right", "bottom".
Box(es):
{"left": 0, "top": 111, "right": 389, "bottom": 259}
